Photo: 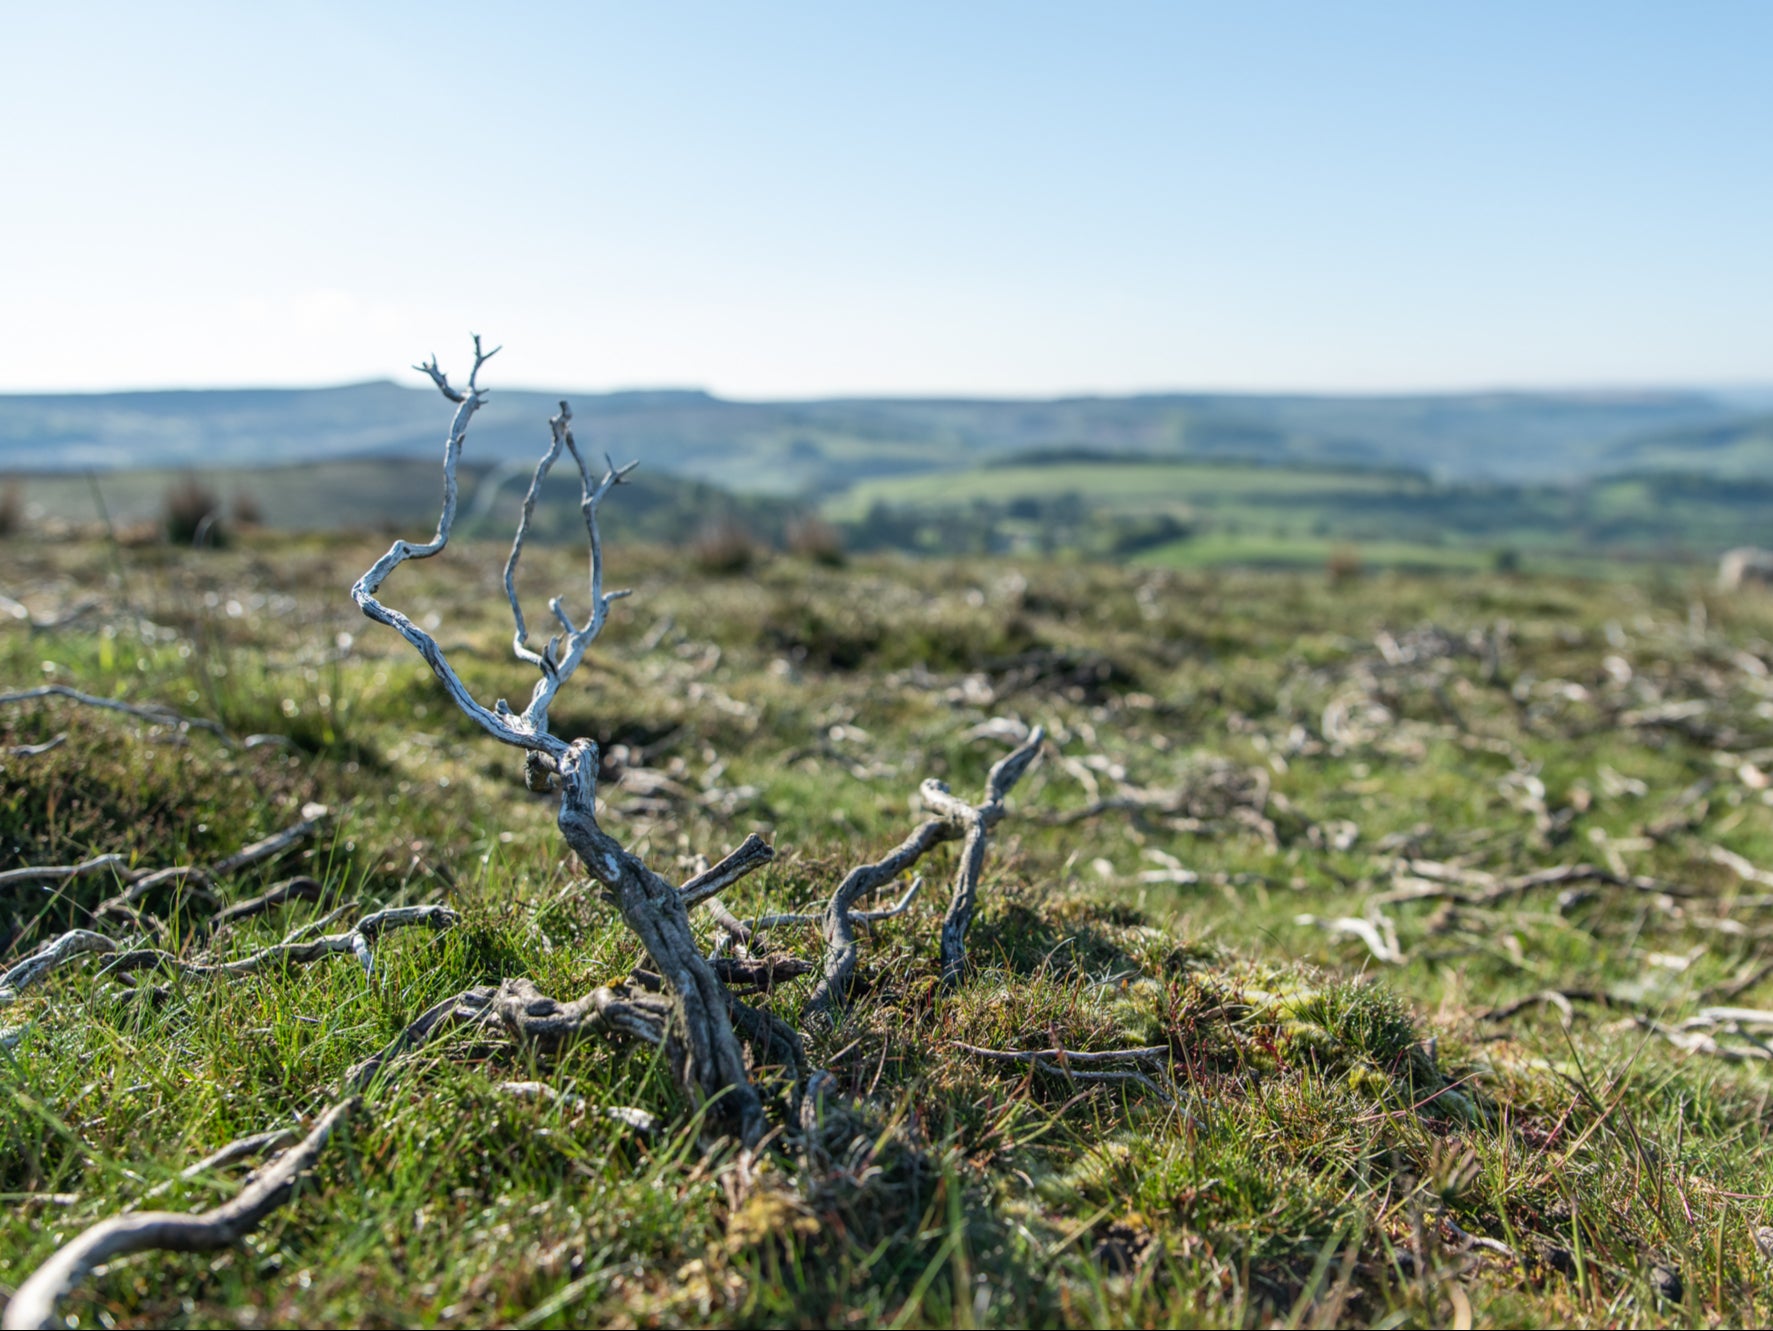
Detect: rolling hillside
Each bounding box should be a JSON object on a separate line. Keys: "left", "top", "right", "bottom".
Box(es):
{"left": 4, "top": 381, "right": 1768, "bottom": 493}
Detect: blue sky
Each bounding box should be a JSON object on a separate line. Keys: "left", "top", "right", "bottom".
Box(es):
{"left": 4, "top": 2, "right": 1769, "bottom": 395}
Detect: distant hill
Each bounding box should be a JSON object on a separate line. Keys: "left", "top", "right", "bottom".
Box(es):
{"left": 3, "top": 381, "right": 1769, "bottom": 493}
{"left": 1602, "top": 413, "right": 1773, "bottom": 477}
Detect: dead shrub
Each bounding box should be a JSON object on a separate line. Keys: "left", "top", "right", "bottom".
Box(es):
{"left": 163, "top": 475, "right": 227, "bottom": 547}
{"left": 1326, "top": 544, "right": 1363, "bottom": 586}
{"left": 786, "top": 516, "right": 846, "bottom": 566}
{"left": 691, "top": 519, "right": 761, "bottom": 575}
{"left": 0, "top": 479, "right": 22, "bottom": 538}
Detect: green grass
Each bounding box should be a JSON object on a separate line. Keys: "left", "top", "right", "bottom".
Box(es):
{"left": 7, "top": 531, "right": 1773, "bottom": 1325}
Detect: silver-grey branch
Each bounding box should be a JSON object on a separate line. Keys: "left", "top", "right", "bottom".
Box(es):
{"left": 349, "top": 341, "right": 765, "bottom": 1146}
{"left": 811, "top": 727, "right": 1045, "bottom": 1013}
{"left": 2, "top": 1099, "right": 356, "bottom": 1331}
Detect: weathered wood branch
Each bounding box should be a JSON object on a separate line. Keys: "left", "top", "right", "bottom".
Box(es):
{"left": 679, "top": 833, "right": 776, "bottom": 909}
{"left": 0, "top": 930, "right": 118, "bottom": 1005}
{"left": 811, "top": 728, "right": 1044, "bottom": 1012}
{"left": 100, "top": 906, "right": 458, "bottom": 982}
{"left": 2, "top": 1099, "right": 356, "bottom": 1331}
{"left": 352, "top": 344, "right": 764, "bottom": 1147}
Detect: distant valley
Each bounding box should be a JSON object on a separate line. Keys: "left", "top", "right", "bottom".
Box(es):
{"left": 5, "top": 381, "right": 1772, "bottom": 573}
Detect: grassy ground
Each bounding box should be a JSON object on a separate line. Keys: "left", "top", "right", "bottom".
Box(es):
{"left": 6, "top": 529, "right": 1773, "bottom": 1327}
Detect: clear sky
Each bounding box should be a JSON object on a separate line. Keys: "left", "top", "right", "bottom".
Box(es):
{"left": 4, "top": 2, "right": 1769, "bottom": 396}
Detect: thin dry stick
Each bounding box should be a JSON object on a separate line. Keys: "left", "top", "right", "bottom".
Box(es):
{"left": 954, "top": 1043, "right": 1178, "bottom": 1103}
{"left": 679, "top": 833, "right": 776, "bottom": 909}
{"left": 0, "top": 857, "right": 131, "bottom": 893}
{"left": 716, "top": 875, "right": 923, "bottom": 944}
{"left": 0, "top": 684, "right": 231, "bottom": 743}
{"left": 207, "top": 877, "right": 331, "bottom": 931}
{"left": 495, "top": 1083, "right": 659, "bottom": 1135}
{"left": 100, "top": 906, "right": 458, "bottom": 981}
{"left": 1377, "top": 860, "right": 1692, "bottom": 907}
{"left": 6, "top": 734, "right": 67, "bottom": 758}
{"left": 128, "top": 1129, "right": 301, "bottom": 1212}
{"left": 2, "top": 1099, "right": 356, "bottom": 1331}
{"left": 0, "top": 931, "right": 119, "bottom": 1005}
{"left": 2, "top": 809, "right": 327, "bottom": 925}
{"left": 343, "top": 987, "right": 497, "bottom": 1092}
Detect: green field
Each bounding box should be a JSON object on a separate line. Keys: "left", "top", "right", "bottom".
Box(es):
{"left": 9, "top": 519, "right": 1773, "bottom": 1326}
{"left": 822, "top": 455, "right": 1752, "bottom": 572}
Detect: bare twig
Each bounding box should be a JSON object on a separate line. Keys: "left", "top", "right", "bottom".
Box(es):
{"left": 6, "top": 733, "right": 67, "bottom": 758}
{"left": 0, "top": 684, "right": 231, "bottom": 743}
{"left": 207, "top": 877, "right": 332, "bottom": 931}
{"left": 1377, "top": 859, "right": 1692, "bottom": 908}
{"left": 954, "top": 1042, "right": 1177, "bottom": 1103}
{"left": 719, "top": 876, "right": 923, "bottom": 942}
{"left": 99, "top": 905, "right": 458, "bottom": 982}
{"left": 1294, "top": 912, "right": 1405, "bottom": 965}
{"left": 209, "top": 805, "right": 331, "bottom": 876}
{"left": 953, "top": 1043, "right": 1171, "bottom": 1065}
{"left": 495, "top": 1082, "right": 660, "bottom": 1136}
{"left": 812, "top": 729, "right": 1044, "bottom": 1013}
{"left": 2, "top": 1099, "right": 356, "bottom": 1331}
{"left": 0, "top": 855, "right": 131, "bottom": 893}
{"left": 3, "top": 810, "right": 327, "bottom": 932}
{"left": 679, "top": 833, "right": 776, "bottom": 909}
{"left": 0, "top": 930, "right": 118, "bottom": 1004}
{"left": 344, "top": 987, "right": 497, "bottom": 1092}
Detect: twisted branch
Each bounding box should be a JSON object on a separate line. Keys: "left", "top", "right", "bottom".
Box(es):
{"left": 811, "top": 728, "right": 1044, "bottom": 1013}
{"left": 100, "top": 906, "right": 458, "bottom": 981}
{"left": 352, "top": 343, "right": 764, "bottom": 1146}
{"left": 2, "top": 1099, "right": 357, "bottom": 1331}
{"left": 0, "top": 930, "right": 118, "bottom": 1004}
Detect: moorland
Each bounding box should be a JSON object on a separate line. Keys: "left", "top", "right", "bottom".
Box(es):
{"left": 7, "top": 510, "right": 1773, "bottom": 1325}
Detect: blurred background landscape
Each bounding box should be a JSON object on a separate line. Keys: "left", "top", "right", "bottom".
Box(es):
{"left": 7, "top": 379, "right": 1773, "bottom": 574}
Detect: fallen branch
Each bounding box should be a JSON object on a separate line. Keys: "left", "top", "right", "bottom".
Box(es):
{"left": 1481, "top": 989, "right": 1623, "bottom": 1023}
{"left": 954, "top": 1042, "right": 1176, "bottom": 1102}
{"left": 714, "top": 875, "right": 923, "bottom": 946}
{"left": 679, "top": 833, "right": 776, "bottom": 909}
{"left": 1377, "top": 859, "right": 1693, "bottom": 908}
{"left": 0, "top": 930, "right": 119, "bottom": 1004}
{"left": 207, "top": 876, "right": 332, "bottom": 931}
{"left": 0, "top": 856, "right": 131, "bottom": 894}
{"left": 495, "top": 976, "right": 672, "bottom": 1051}
{"left": 0, "top": 684, "right": 232, "bottom": 743}
{"left": 2, "top": 809, "right": 328, "bottom": 928}
{"left": 128, "top": 1129, "right": 301, "bottom": 1212}
{"left": 2, "top": 1099, "right": 357, "bottom": 1331}
{"left": 99, "top": 905, "right": 459, "bottom": 982}
{"left": 344, "top": 987, "right": 497, "bottom": 1092}
{"left": 1295, "top": 913, "right": 1405, "bottom": 965}
{"left": 5, "top": 733, "right": 67, "bottom": 758}
{"left": 495, "top": 1080, "right": 659, "bottom": 1135}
